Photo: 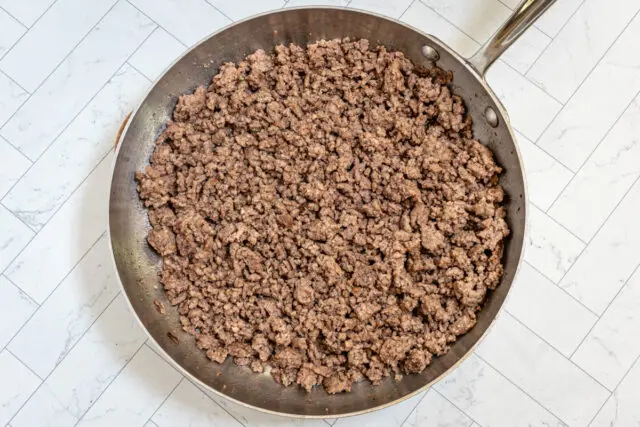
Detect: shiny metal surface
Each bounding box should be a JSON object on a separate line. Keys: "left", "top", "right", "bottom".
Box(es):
{"left": 109, "top": 4, "right": 551, "bottom": 418}
{"left": 468, "top": 0, "right": 556, "bottom": 74}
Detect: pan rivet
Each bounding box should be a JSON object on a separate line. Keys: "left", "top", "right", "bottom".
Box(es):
{"left": 421, "top": 45, "right": 439, "bottom": 61}
{"left": 485, "top": 106, "right": 499, "bottom": 127}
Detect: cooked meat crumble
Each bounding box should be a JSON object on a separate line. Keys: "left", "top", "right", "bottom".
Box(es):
{"left": 135, "top": 38, "right": 509, "bottom": 393}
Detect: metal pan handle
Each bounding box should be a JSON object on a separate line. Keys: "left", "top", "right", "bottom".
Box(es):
{"left": 467, "top": 0, "right": 555, "bottom": 76}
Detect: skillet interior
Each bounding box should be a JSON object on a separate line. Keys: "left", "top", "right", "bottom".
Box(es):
{"left": 109, "top": 7, "right": 526, "bottom": 417}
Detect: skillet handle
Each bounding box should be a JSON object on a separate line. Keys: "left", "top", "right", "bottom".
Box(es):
{"left": 467, "top": 0, "right": 555, "bottom": 76}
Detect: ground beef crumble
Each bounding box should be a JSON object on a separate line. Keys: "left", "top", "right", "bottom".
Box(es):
{"left": 135, "top": 38, "right": 509, "bottom": 393}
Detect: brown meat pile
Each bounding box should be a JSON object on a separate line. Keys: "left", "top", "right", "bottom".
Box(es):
{"left": 135, "top": 38, "right": 509, "bottom": 394}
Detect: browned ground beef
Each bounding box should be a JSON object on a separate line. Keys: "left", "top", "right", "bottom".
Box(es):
{"left": 135, "top": 38, "right": 509, "bottom": 394}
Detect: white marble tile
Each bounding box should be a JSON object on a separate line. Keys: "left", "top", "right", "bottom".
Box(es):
{"left": 207, "top": 0, "right": 285, "bottom": 21}
{"left": 0, "top": 351, "right": 40, "bottom": 425}
{"left": 524, "top": 204, "right": 584, "bottom": 283}
{"left": 146, "top": 421, "right": 160, "bottom": 427}
{"left": 533, "top": 0, "right": 583, "bottom": 38}
{"left": 0, "top": 10, "right": 25, "bottom": 59}
{"left": 0, "top": 276, "right": 37, "bottom": 349}
{"left": 486, "top": 60, "right": 562, "bottom": 142}
{"left": 547, "top": 96, "right": 640, "bottom": 241}
{"left": 76, "top": 345, "right": 182, "bottom": 427}
{"left": 333, "top": 391, "right": 424, "bottom": 427}
{"left": 2, "top": 65, "right": 149, "bottom": 230}
{"left": 572, "top": 268, "right": 640, "bottom": 390}
{"left": 10, "top": 295, "right": 147, "bottom": 427}
{"left": 286, "top": 0, "right": 349, "bottom": 6}
{"left": 590, "top": 356, "right": 640, "bottom": 427}
{"left": 506, "top": 262, "right": 596, "bottom": 356}
{"left": 201, "top": 384, "right": 330, "bottom": 427}
{"left": 129, "top": 28, "right": 186, "bottom": 81}
{"left": 4, "top": 153, "right": 112, "bottom": 303}
{"left": 7, "top": 383, "right": 77, "bottom": 427}
{"left": 0, "top": 71, "right": 28, "bottom": 127}
{"left": 0, "top": 137, "right": 30, "bottom": 199}
{"left": 477, "top": 313, "right": 609, "bottom": 426}
{"left": 434, "top": 353, "right": 565, "bottom": 427}
{"left": 0, "top": 0, "right": 118, "bottom": 92}
{"left": 403, "top": 390, "right": 473, "bottom": 427}
{"left": 349, "top": 0, "right": 412, "bottom": 18}
{"left": 129, "top": 0, "right": 230, "bottom": 46}
{"left": 0, "top": 205, "right": 34, "bottom": 273}
{"left": 8, "top": 236, "right": 120, "bottom": 378}
{"left": 558, "top": 179, "right": 640, "bottom": 314}
{"left": 400, "top": 1, "right": 479, "bottom": 58}
{"left": 527, "top": 0, "right": 640, "bottom": 103}
{"left": 0, "top": 1, "right": 155, "bottom": 161}
{"left": 500, "top": 26, "right": 551, "bottom": 74}
{"left": 498, "top": 0, "right": 521, "bottom": 9}
{"left": 0, "top": 0, "right": 56, "bottom": 27}
{"left": 537, "top": 13, "right": 640, "bottom": 173}
{"left": 515, "top": 130, "right": 573, "bottom": 211}
{"left": 152, "top": 380, "right": 241, "bottom": 427}
{"left": 421, "top": 0, "right": 511, "bottom": 44}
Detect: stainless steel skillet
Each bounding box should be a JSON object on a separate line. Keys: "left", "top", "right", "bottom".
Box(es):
{"left": 109, "top": 0, "right": 553, "bottom": 418}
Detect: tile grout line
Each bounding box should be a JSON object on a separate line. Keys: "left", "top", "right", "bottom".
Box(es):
{"left": 473, "top": 350, "right": 571, "bottom": 426}
{"left": 587, "top": 352, "right": 640, "bottom": 426}
{"left": 5, "top": 289, "right": 123, "bottom": 426}
{"left": 529, "top": 2, "right": 640, "bottom": 98}
{"left": 517, "top": 29, "right": 552, "bottom": 76}
{"left": 141, "top": 342, "right": 249, "bottom": 427}
{"left": 522, "top": 0, "right": 587, "bottom": 76}
{"left": 398, "top": 0, "right": 417, "bottom": 20}
{"left": 0, "top": 201, "right": 38, "bottom": 233}
{"left": 143, "top": 374, "right": 184, "bottom": 426}
{"left": 3, "top": 0, "right": 120, "bottom": 94}
{"left": 141, "top": 341, "right": 184, "bottom": 378}
{"left": 124, "top": 0, "right": 188, "bottom": 48}
{"left": 497, "top": 58, "right": 564, "bottom": 105}
{"left": 532, "top": 5, "right": 640, "bottom": 161}
{"left": 0, "top": 233, "right": 107, "bottom": 354}
{"left": 0, "top": 0, "right": 122, "bottom": 151}
{"left": 495, "top": 0, "right": 513, "bottom": 11}
{"left": 413, "top": 0, "right": 566, "bottom": 108}
{"left": 71, "top": 337, "right": 148, "bottom": 426}
{"left": 569, "top": 261, "right": 640, "bottom": 361}
{"left": 0, "top": 0, "right": 60, "bottom": 62}
{"left": 526, "top": 7, "right": 640, "bottom": 155}
{"left": 545, "top": 87, "right": 640, "bottom": 214}
{"left": 4, "top": 347, "right": 44, "bottom": 381}
{"left": 203, "top": 1, "right": 235, "bottom": 23}
{"left": 125, "top": 61, "right": 154, "bottom": 84}
{"left": 0, "top": 147, "right": 112, "bottom": 283}
{"left": 547, "top": 173, "right": 640, "bottom": 294}
{"left": 505, "top": 311, "right": 611, "bottom": 392}
{"left": 415, "top": 0, "right": 483, "bottom": 48}
{"left": 396, "top": 390, "right": 429, "bottom": 427}
{"left": 0, "top": 69, "right": 30, "bottom": 95}
{"left": 530, "top": 200, "right": 587, "bottom": 245}
{"left": 0, "top": 5, "right": 29, "bottom": 30}
{"left": 523, "top": 260, "right": 598, "bottom": 317}
{"left": 184, "top": 377, "right": 254, "bottom": 427}
{"left": 0, "top": 135, "right": 32, "bottom": 164}
{"left": 397, "top": 391, "right": 428, "bottom": 427}
{"left": 0, "top": 28, "right": 158, "bottom": 225}
{"left": 416, "top": 389, "right": 480, "bottom": 427}
{"left": 1, "top": 274, "right": 40, "bottom": 308}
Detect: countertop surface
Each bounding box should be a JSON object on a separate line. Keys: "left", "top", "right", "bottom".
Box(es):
{"left": 0, "top": 0, "right": 639, "bottom": 426}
